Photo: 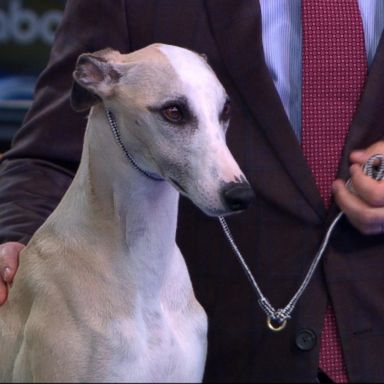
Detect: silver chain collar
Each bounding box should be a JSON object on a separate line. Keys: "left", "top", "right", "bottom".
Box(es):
{"left": 105, "top": 109, "right": 164, "bottom": 182}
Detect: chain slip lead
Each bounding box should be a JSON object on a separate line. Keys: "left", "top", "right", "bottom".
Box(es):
{"left": 219, "top": 154, "right": 384, "bottom": 332}
{"left": 104, "top": 110, "right": 384, "bottom": 332}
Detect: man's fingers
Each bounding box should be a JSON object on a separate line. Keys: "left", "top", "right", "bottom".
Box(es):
{"left": 0, "top": 242, "right": 24, "bottom": 307}
{"left": 333, "top": 143, "right": 384, "bottom": 235}
{"left": 350, "top": 141, "right": 384, "bottom": 165}
{"left": 0, "top": 279, "right": 8, "bottom": 306}
{"left": 0, "top": 242, "right": 24, "bottom": 284}
{"left": 349, "top": 164, "right": 384, "bottom": 207}
{"left": 349, "top": 150, "right": 369, "bottom": 165}
{"left": 333, "top": 179, "right": 384, "bottom": 235}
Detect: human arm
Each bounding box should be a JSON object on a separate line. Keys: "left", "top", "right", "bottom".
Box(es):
{"left": 0, "top": 0, "right": 130, "bottom": 303}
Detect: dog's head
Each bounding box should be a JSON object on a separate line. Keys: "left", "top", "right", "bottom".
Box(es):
{"left": 71, "top": 44, "right": 253, "bottom": 216}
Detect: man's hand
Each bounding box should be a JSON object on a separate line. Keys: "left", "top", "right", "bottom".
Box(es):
{"left": 0, "top": 242, "right": 25, "bottom": 305}
{"left": 333, "top": 141, "right": 384, "bottom": 235}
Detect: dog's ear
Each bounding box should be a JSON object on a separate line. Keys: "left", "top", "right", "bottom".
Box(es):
{"left": 70, "top": 81, "right": 102, "bottom": 112}
{"left": 70, "top": 52, "right": 122, "bottom": 112}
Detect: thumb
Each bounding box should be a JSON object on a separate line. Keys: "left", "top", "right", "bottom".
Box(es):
{"left": 349, "top": 149, "right": 370, "bottom": 166}
{"left": 350, "top": 141, "right": 384, "bottom": 165}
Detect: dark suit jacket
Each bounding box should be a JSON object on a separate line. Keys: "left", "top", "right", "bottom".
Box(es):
{"left": 1, "top": 0, "right": 384, "bottom": 382}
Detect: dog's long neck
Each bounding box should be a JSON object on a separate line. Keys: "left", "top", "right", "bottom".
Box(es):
{"left": 50, "top": 106, "right": 180, "bottom": 293}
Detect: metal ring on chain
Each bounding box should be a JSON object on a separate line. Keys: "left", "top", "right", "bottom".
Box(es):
{"left": 267, "top": 317, "right": 287, "bottom": 332}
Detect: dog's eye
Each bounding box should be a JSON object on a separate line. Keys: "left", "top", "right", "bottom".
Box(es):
{"left": 161, "top": 105, "right": 184, "bottom": 124}
{"left": 220, "top": 99, "right": 231, "bottom": 122}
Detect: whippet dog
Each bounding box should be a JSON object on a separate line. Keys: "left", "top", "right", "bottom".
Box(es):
{"left": 0, "top": 44, "right": 254, "bottom": 382}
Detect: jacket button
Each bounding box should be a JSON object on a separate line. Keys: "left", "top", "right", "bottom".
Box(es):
{"left": 295, "top": 329, "right": 317, "bottom": 351}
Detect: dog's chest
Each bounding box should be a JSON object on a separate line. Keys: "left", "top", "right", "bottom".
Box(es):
{"left": 106, "top": 305, "right": 207, "bottom": 382}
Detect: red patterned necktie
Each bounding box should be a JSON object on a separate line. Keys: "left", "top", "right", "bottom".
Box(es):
{"left": 301, "top": 0, "right": 367, "bottom": 382}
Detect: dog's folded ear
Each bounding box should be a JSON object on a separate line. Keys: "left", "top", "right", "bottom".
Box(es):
{"left": 70, "top": 81, "right": 102, "bottom": 112}
{"left": 70, "top": 51, "right": 122, "bottom": 112}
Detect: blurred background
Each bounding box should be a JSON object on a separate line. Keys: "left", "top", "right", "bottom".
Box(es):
{"left": 0, "top": 0, "right": 66, "bottom": 153}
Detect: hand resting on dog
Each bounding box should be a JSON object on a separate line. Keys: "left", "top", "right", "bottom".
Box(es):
{"left": 0, "top": 242, "right": 24, "bottom": 305}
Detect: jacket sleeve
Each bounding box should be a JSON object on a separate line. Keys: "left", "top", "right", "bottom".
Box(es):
{"left": 0, "top": 0, "right": 130, "bottom": 244}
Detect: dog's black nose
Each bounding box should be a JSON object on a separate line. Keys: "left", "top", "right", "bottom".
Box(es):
{"left": 221, "top": 182, "right": 254, "bottom": 211}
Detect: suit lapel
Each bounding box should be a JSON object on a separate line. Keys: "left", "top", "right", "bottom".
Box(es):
{"left": 340, "top": 31, "right": 384, "bottom": 179}
{"left": 204, "top": 0, "right": 325, "bottom": 219}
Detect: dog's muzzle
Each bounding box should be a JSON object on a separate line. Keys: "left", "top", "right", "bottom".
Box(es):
{"left": 221, "top": 182, "right": 254, "bottom": 212}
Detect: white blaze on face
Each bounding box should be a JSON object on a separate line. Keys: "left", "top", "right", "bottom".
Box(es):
{"left": 157, "top": 45, "right": 245, "bottom": 185}
{"left": 158, "top": 45, "right": 225, "bottom": 120}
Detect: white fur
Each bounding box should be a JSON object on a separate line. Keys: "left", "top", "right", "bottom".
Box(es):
{"left": 0, "top": 44, "right": 250, "bottom": 382}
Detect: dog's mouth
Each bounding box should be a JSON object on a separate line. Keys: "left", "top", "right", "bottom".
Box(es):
{"left": 169, "top": 177, "right": 247, "bottom": 217}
